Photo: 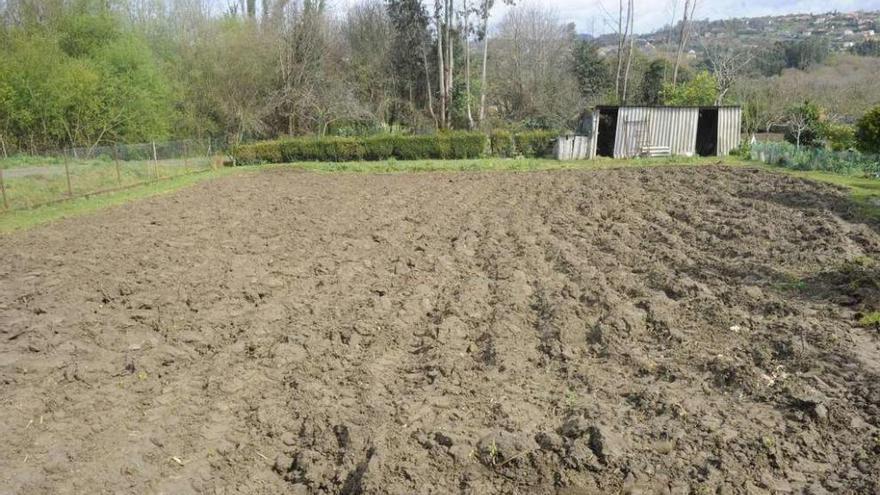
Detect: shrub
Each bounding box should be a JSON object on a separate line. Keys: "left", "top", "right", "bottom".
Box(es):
{"left": 362, "top": 135, "right": 395, "bottom": 160}
{"left": 232, "top": 132, "right": 490, "bottom": 164}
{"left": 856, "top": 106, "right": 880, "bottom": 154}
{"left": 783, "top": 101, "right": 824, "bottom": 149}
{"left": 823, "top": 123, "right": 856, "bottom": 151}
{"left": 513, "top": 130, "right": 557, "bottom": 158}
{"left": 230, "top": 130, "right": 564, "bottom": 165}
{"left": 490, "top": 130, "right": 515, "bottom": 157}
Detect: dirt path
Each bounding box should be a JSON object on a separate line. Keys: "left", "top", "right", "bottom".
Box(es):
{"left": 1, "top": 166, "right": 878, "bottom": 494}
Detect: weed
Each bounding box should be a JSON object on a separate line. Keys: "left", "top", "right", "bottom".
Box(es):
{"left": 487, "top": 440, "right": 499, "bottom": 465}
{"left": 563, "top": 389, "right": 577, "bottom": 411}
{"left": 773, "top": 273, "right": 808, "bottom": 292}
{"left": 858, "top": 311, "right": 880, "bottom": 327}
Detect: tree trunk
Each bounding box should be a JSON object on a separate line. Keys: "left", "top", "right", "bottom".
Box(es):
{"left": 673, "top": 0, "right": 696, "bottom": 87}
{"left": 463, "top": 0, "right": 474, "bottom": 129}
{"left": 621, "top": 0, "right": 635, "bottom": 103}
{"left": 422, "top": 44, "right": 438, "bottom": 128}
{"left": 436, "top": 4, "right": 447, "bottom": 129}
{"left": 445, "top": 0, "right": 454, "bottom": 128}
{"left": 478, "top": 5, "right": 490, "bottom": 127}
{"left": 614, "top": 0, "right": 624, "bottom": 100}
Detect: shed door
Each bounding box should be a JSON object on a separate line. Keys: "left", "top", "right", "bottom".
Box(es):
{"left": 621, "top": 119, "right": 648, "bottom": 158}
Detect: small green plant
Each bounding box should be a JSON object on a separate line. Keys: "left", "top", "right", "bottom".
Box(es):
{"left": 487, "top": 440, "right": 499, "bottom": 465}
{"left": 858, "top": 311, "right": 880, "bottom": 328}
{"left": 774, "top": 273, "right": 807, "bottom": 292}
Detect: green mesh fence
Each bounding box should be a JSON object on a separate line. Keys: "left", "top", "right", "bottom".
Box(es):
{"left": 750, "top": 141, "right": 880, "bottom": 178}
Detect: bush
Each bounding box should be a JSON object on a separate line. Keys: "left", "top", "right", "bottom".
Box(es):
{"left": 856, "top": 106, "right": 880, "bottom": 154}
{"left": 233, "top": 131, "right": 506, "bottom": 164}
{"left": 783, "top": 101, "right": 824, "bottom": 149}
{"left": 489, "top": 130, "right": 515, "bottom": 157}
{"left": 823, "top": 123, "right": 856, "bottom": 151}
{"left": 513, "top": 130, "right": 557, "bottom": 158}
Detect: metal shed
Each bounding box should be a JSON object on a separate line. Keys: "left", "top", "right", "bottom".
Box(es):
{"left": 558, "top": 105, "right": 742, "bottom": 160}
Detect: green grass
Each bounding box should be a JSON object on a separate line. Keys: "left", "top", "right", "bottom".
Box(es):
{"left": 0, "top": 166, "right": 250, "bottom": 233}
{"left": 859, "top": 311, "right": 880, "bottom": 327}
{"left": 1, "top": 157, "right": 213, "bottom": 210}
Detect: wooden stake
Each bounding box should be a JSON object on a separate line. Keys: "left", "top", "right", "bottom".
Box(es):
{"left": 113, "top": 144, "right": 121, "bottom": 185}
{"left": 64, "top": 150, "right": 73, "bottom": 197}
{"left": 0, "top": 168, "right": 8, "bottom": 210}
{"left": 183, "top": 141, "right": 189, "bottom": 174}
{"left": 152, "top": 141, "right": 160, "bottom": 181}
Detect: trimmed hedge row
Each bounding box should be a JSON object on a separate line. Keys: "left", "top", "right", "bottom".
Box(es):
{"left": 233, "top": 130, "right": 557, "bottom": 164}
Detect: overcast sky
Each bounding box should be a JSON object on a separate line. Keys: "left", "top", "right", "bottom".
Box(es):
{"left": 490, "top": 0, "right": 880, "bottom": 35}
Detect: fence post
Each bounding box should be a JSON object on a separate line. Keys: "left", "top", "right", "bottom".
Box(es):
{"left": 152, "top": 140, "right": 160, "bottom": 181}
{"left": 183, "top": 141, "right": 189, "bottom": 174}
{"left": 64, "top": 149, "right": 73, "bottom": 197}
{"left": 113, "top": 144, "right": 122, "bottom": 185}
{"left": 209, "top": 138, "right": 217, "bottom": 171}
{"left": 0, "top": 167, "right": 8, "bottom": 210}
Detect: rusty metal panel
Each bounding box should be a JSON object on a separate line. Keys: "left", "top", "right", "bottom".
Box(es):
{"left": 717, "top": 107, "right": 742, "bottom": 156}
{"left": 614, "top": 107, "right": 699, "bottom": 158}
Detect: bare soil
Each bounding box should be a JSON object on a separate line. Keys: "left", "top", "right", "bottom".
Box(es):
{"left": 1, "top": 166, "right": 879, "bottom": 494}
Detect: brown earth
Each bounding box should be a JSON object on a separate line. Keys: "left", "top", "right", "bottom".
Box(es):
{"left": 1, "top": 165, "right": 879, "bottom": 494}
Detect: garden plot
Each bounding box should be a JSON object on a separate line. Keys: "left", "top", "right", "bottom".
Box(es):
{"left": 1, "top": 166, "right": 879, "bottom": 494}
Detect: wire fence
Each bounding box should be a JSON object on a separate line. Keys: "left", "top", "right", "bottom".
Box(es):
{"left": 751, "top": 141, "right": 880, "bottom": 178}
{"left": 0, "top": 138, "right": 228, "bottom": 212}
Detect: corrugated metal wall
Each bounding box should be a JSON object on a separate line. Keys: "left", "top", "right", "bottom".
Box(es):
{"left": 613, "top": 107, "right": 699, "bottom": 158}
{"left": 555, "top": 136, "right": 592, "bottom": 160}
{"left": 716, "top": 107, "right": 742, "bottom": 156}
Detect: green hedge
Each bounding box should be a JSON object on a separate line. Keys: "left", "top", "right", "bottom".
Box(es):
{"left": 512, "top": 130, "right": 557, "bottom": 158}
{"left": 233, "top": 130, "right": 557, "bottom": 164}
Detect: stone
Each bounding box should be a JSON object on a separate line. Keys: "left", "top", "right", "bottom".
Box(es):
{"left": 588, "top": 425, "right": 626, "bottom": 462}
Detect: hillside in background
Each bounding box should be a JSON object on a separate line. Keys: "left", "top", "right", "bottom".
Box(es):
{"left": 592, "top": 10, "right": 880, "bottom": 55}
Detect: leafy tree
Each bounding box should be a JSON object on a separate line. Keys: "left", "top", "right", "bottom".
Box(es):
{"left": 387, "top": 0, "right": 433, "bottom": 125}
{"left": 0, "top": 8, "right": 171, "bottom": 151}
{"left": 571, "top": 39, "right": 612, "bottom": 104}
{"left": 856, "top": 106, "right": 880, "bottom": 154}
{"left": 662, "top": 71, "right": 718, "bottom": 106}
{"left": 823, "top": 123, "right": 855, "bottom": 151}
{"left": 639, "top": 59, "right": 669, "bottom": 105}
{"left": 783, "top": 101, "right": 823, "bottom": 149}
{"left": 851, "top": 39, "right": 880, "bottom": 57}
{"left": 753, "top": 43, "right": 786, "bottom": 76}
{"left": 782, "top": 37, "right": 830, "bottom": 70}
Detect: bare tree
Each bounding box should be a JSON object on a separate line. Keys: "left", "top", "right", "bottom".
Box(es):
{"left": 621, "top": 0, "right": 635, "bottom": 103}
{"left": 434, "top": 0, "right": 448, "bottom": 128}
{"left": 461, "top": 0, "right": 474, "bottom": 129}
{"left": 477, "top": 0, "right": 512, "bottom": 127}
{"left": 672, "top": 0, "right": 697, "bottom": 87}
{"left": 702, "top": 40, "right": 755, "bottom": 105}
{"left": 786, "top": 108, "right": 810, "bottom": 151}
